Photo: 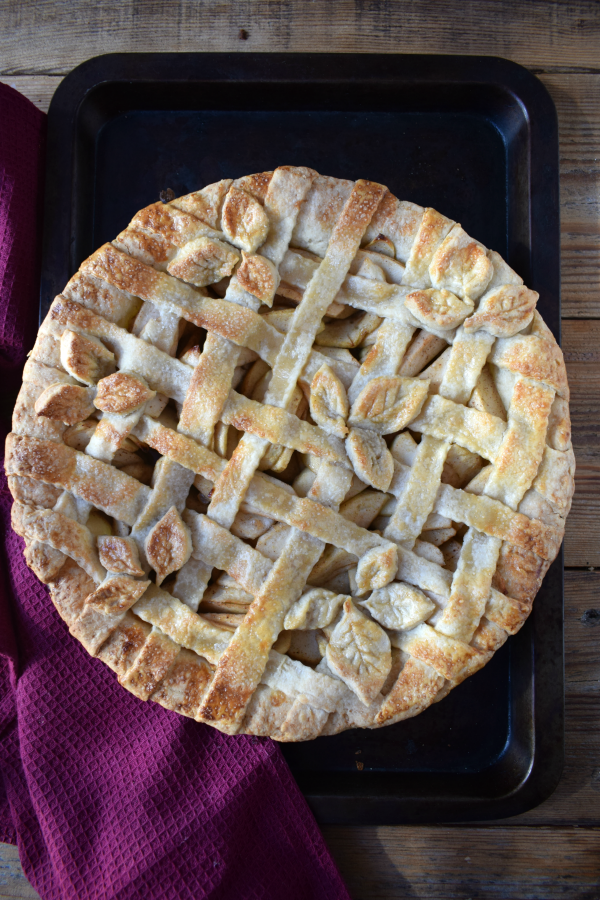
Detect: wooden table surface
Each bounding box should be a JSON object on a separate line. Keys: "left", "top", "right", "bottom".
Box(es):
{"left": 1, "top": 2, "right": 599, "bottom": 898}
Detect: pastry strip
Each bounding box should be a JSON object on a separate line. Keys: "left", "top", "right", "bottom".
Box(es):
{"left": 175, "top": 169, "right": 315, "bottom": 447}
{"left": 207, "top": 180, "right": 386, "bottom": 530}
{"left": 184, "top": 511, "right": 273, "bottom": 596}
{"left": 384, "top": 436, "right": 451, "bottom": 546}
{"left": 410, "top": 395, "right": 506, "bottom": 461}
{"left": 48, "top": 285, "right": 356, "bottom": 391}
{"left": 198, "top": 462, "right": 353, "bottom": 731}
{"left": 6, "top": 434, "right": 151, "bottom": 526}
{"left": 484, "top": 377, "right": 555, "bottom": 509}
{"left": 348, "top": 321, "right": 415, "bottom": 405}
{"left": 402, "top": 207, "right": 455, "bottom": 288}
{"left": 220, "top": 390, "right": 349, "bottom": 467}
{"left": 438, "top": 329, "right": 495, "bottom": 404}
{"left": 133, "top": 585, "right": 233, "bottom": 666}
{"left": 436, "top": 375, "right": 555, "bottom": 642}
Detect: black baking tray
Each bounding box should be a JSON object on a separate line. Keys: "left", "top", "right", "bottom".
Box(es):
{"left": 41, "top": 53, "right": 563, "bottom": 825}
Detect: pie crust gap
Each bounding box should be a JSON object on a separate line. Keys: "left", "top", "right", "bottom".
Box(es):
{"left": 6, "top": 166, "right": 574, "bottom": 740}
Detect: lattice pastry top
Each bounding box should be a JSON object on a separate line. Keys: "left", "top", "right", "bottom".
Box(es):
{"left": 7, "top": 167, "right": 574, "bottom": 740}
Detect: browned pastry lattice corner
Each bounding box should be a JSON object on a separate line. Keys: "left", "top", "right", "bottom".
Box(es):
{"left": 6, "top": 167, "right": 574, "bottom": 740}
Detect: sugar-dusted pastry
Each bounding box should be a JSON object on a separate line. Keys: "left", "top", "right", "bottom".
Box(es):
{"left": 6, "top": 167, "right": 574, "bottom": 739}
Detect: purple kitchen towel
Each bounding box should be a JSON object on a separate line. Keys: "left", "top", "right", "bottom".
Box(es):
{"left": 0, "top": 81, "right": 351, "bottom": 900}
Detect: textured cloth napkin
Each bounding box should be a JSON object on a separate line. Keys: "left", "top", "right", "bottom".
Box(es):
{"left": 0, "top": 81, "right": 350, "bottom": 900}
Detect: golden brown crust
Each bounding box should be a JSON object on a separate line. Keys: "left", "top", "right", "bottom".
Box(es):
{"left": 48, "top": 558, "right": 96, "bottom": 626}
{"left": 25, "top": 542, "right": 66, "bottom": 584}
{"left": 119, "top": 627, "right": 181, "bottom": 700}
{"left": 97, "top": 536, "right": 144, "bottom": 576}
{"left": 145, "top": 506, "right": 192, "bottom": 586}
{"left": 491, "top": 312, "right": 569, "bottom": 399}
{"left": 167, "top": 237, "right": 239, "bottom": 287}
{"left": 70, "top": 576, "right": 151, "bottom": 655}
{"left": 173, "top": 179, "right": 232, "bottom": 228}
{"left": 6, "top": 168, "right": 573, "bottom": 741}
{"left": 221, "top": 187, "right": 270, "bottom": 253}
{"left": 60, "top": 330, "right": 114, "bottom": 385}
{"left": 95, "top": 372, "right": 155, "bottom": 414}
{"left": 11, "top": 502, "right": 105, "bottom": 583}
{"left": 236, "top": 252, "right": 279, "bottom": 302}
{"left": 376, "top": 657, "right": 445, "bottom": 726}
{"left": 34, "top": 383, "right": 96, "bottom": 425}
{"left": 8, "top": 475, "right": 61, "bottom": 509}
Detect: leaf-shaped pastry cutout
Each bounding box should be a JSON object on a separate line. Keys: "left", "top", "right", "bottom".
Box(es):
{"left": 171, "top": 179, "right": 232, "bottom": 229}
{"left": 429, "top": 227, "right": 493, "bottom": 300}
{"left": 463, "top": 284, "right": 539, "bottom": 337}
{"left": 237, "top": 251, "right": 279, "bottom": 305}
{"left": 284, "top": 588, "right": 347, "bottom": 631}
{"left": 83, "top": 575, "right": 151, "bottom": 615}
{"left": 167, "top": 236, "right": 240, "bottom": 287}
{"left": 95, "top": 372, "right": 155, "bottom": 414}
{"left": 24, "top": 543, "right": 66, "bottom": 584}
{"left": 145, "top": 506, "right": 192, "bottom": 586}
{"left": 355, "top": 544, "right": 398, "bottom": 595}
{"left": 310, "top": 363, "right": 349, "bottom": 437}
{"left": 326, "top": 598, "right": 391, "bottom": 705}
{"left": 345, "top": 429, "right": 394, "bottom": 491}
{"left": 97, "top": 536, "right": 145, "bottom": 577}
{"left": 404, "top": 288, "right": 473, "bottom": 330}
{"left": 348, "top": 376, "right": 429, "bottom": 435}
{"left": 359, "top": 582, "right": 435, "bottom": 631}
{"left": 60, "top": 330, "right": 114, "bottom": 385}
{"left": 34, "top": 383, "right": 96, "bottom": 425}
{"left": 221, "top": 186, "right": 269, "bottom": 253}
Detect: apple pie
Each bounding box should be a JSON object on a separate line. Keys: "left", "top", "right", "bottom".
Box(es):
{"left": 6, "top": 167, "right": 574, "bottom": 740}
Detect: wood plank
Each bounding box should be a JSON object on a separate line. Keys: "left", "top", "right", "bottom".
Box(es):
{"left": 563, "top": 321, "right": 600, "bottom": 566}
{"left": 510, "top": 572, "right": 600, "bottom": 824}
{"left": 0, "top": 76, "right": 60, "bottom": 112}
{"left": 2, "top": 0, "right": 600, "bottom": 76}
{"left": 0, "top": 846, "right": 38, "bottom": 900}
{"left": 540, "top": 74, "right": 600, "bottom": 319}
{"left": 563, "top": 447, "right": 600, "bottom": 567}
{"left": 322, "top": 826, "right": 600, "bottom": 899}
{"left": 564, "top": 571, "right": 600, "bottom": 683}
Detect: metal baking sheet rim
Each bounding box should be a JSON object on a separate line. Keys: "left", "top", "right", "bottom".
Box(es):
{"left": 41, "top": 52, "right": 563, "bottom": 825}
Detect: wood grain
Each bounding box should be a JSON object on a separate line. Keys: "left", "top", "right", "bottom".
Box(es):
{"left": 1, "top": 0, "right": 600, "bottom": 76}
{"left": 322, "top": 826, "right": 600, "bottom": 900}
{"left": 540, "top": 74, "right": 600, "bottom": 319}
{"left": 563, "top": 321, "right": 600, "bottom": 566}
{"left": 507, "top": 572, "right": 600, "bottom": 825}
{"left": 0, "top": 76, "right": 60, "bottom": 112}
